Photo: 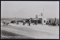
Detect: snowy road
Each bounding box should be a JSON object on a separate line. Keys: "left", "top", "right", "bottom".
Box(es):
{"left": 1, "top": 23, "right": 59, "bottom": 39}
{"left": 1, "top": 30, "right": 33, "bottom": 39}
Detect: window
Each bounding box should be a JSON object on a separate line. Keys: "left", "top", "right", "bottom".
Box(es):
{"left": 44, "top": 20, "right": 45, "bottom": 23}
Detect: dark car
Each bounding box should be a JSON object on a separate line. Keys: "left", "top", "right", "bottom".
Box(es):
{"left": 10, "top": 20, "right": 16, "bottom": 23}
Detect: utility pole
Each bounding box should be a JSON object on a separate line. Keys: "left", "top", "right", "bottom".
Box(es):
{"left": 55, "top": 17, "right": 57, "bottom": 24}
{"left": 35, "top": 14, "right": 38, "bottom": 25}
{"left": 42, "top": 9, "right": 44, "bottom": 25}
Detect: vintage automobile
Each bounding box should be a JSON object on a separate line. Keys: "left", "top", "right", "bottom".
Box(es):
{"left": 2, "top": 21, "right": 10, "bottom": 26}
{"left": 10, "top": 20, "right": 16, "bottom": 23}
{"left": 46, "top": 20, "right": 57, "bottom": 26}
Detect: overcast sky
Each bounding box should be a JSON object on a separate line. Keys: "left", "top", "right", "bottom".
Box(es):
{"left": 1, "top": 1, "right": 59, "bottom": 18}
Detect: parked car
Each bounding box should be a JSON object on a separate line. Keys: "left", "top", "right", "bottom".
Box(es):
{"left": 10, "top": 20, "right": 16, "bottom": 23}
{"left": 2, "top": 21, "right": 9, "bottom": 26}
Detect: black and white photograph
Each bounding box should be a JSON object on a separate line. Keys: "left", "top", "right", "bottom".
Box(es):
{"left": 1, "top": 1, "right": 59, "bottom": 39}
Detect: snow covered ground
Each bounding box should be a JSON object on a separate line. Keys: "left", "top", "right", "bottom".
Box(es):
{"left": 9, "top": 23, "right": 59, "bottom": 34}
{"left": 1, "top": 22, "right": 59, "bottom": 39}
